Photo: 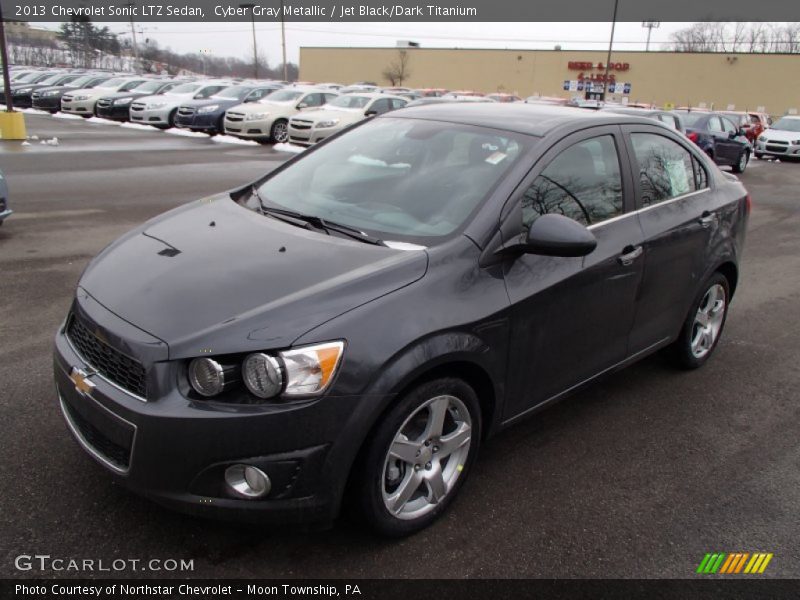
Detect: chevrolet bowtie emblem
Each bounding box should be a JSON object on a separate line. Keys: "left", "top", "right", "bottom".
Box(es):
{"left": 69, "top": 367, "right": 96, "bottom": 396}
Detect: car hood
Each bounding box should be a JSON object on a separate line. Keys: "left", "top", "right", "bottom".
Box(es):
{"left": 98, "top": 90, "right": 150, "bottom": 101}
{"left": 229, "top": 101, "right": 295, "bottom": 115}
{"left": 67, "top": 87, "right": 113, "bottom": 97}
{"left": 137, "top": 93, "right": 193, "bottom": 105}
{"left": 180, "top": 97, "right": 241, "bottom": 109}
{"left": 79, "top": 194, "right": 428, "bottom": 359}
{"left": 297, "top": 108, "right": 363, "bottom": 123}
{"left": 32, "top": 84, "right": 75, "bottom": 94}
{"left": 762, "top": 128, "right": 800, "bottom": 141}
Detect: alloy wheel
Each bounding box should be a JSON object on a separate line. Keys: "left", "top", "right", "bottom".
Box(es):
{"left": 691, "top": 283, "right": 726, "bottom": 358}
{"left": 272, "top": 121, "right": 288, "bottom": 143}
{"left": 381, "top": 395, "right": 472, "bottom": 520}
{"left": 739, "top": 152, "right": 748, "bottom": 172}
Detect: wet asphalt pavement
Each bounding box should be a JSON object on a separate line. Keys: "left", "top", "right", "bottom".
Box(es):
{"left": 1, "top": 114, "right": 799, "bottom": 579}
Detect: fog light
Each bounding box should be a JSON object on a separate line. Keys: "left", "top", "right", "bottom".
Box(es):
{"left": 224, "top": 464, "right": 271, "bottom": 499}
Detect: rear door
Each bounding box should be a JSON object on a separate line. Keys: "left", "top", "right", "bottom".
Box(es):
{"left": 622, "top": 126, "right": 715, "bottom": 354}
{"left": 706, "top": 115, "right": 734, "bottom": 164}
{"left": 502, "top": 126, "right": 645, "bottom": 419}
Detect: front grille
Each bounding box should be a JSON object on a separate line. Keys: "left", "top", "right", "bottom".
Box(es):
{"left": 130, "top": 102, "right": 145, "bottom": 111}
{"left": 66, "top": 315, "right": 147, "bottom": 399}
{"left": 32, "top": 91, "right": 40, "bottom": 99}
{"left": 766, "top": 144, "right": 787, "bottom": 153}
{"left": 62, "top": 95, "right": 73, "bottom": 102}
{"left": 96, "top": 99, "right": 112, "bottom": 108}
{"left": 226, "top": 112, "right": 244, "bottom": 122}
{"left": 290, "top": 121, "right": 312, "bottom": 130}
{"left": 62, "top": 399, "right": 132, "bottom": 470}
{"left": 177, "top": 107, "right": 195, "bottom": 116}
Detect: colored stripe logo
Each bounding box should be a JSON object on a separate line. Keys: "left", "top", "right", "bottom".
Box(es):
{"left": 696, "top": 552, "right": 773, "bottom": 574}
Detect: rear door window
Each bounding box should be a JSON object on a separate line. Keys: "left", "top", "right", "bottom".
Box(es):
{"left": 630, "top": 133, "right": 697, "bottom": 207}
{"left": 522, "top": 135, "right": 623, "bottom": 228}
{"left": 707, "top": 116, "right": 723, "bottom": 133}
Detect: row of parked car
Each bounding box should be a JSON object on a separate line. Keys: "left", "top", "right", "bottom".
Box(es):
{"left": 5, "top": 67, "right": 799, "bottom": 166}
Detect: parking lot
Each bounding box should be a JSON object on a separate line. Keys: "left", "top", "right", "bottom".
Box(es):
{"left": 2, "top": 113, "right": 799, "bottom": 579}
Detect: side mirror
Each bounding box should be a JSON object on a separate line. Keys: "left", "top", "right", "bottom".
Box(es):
{"left": 510, "top": 214, "right": 597, "bottom": 257}
{"left": 296, "top": 102, "right": 308, "bottom": 109}
{"left": 365, "top": 110, "right": 378, "bottom": 117}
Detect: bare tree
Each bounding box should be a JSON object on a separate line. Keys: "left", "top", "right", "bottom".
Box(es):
{"left": 669, "top": 21, "right": 800, "bottom": 53}
{"left": 382, "top": 50, "right": 411, "bottom": 86}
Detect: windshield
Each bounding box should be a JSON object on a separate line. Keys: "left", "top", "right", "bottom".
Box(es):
{"left": 676, "top": 111, "right": 705, "bottom": 126}
{"left": 41, "top": 74, "right": 68, "bottom": 85}
{"left": 262, "top": 89, "right": 303, "bottom": 103}
{"left": 66, "top": 75, "right": 95, "bottom": 87}
{"left": 14, "top": 72, "right": 41, "bottom": 83}
{"left": 169, "top": 83, "right": 202, "bottom": 94}
{"left": 771, "top": 117, "right": 800, "bottom": 132}
{"left": 329, "top": 95, "right": 371, "bottom": 109}
{"left": 98, "top": 78, "right": 125, "bottom": 89}
{"left": 212, "top": 86, "right": 252, "bottom": 100}
{"left": 252, "top": 117, "right": 531, "bottom": 241}
{"left": 134, "top": 80, "right": 168, "bottom": 93}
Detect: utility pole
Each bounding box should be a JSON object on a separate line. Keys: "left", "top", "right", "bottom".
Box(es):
{"left": 601, "top": 0, "right": 619, "bottom": 102}
{"left": 642, "top": 21, "right": 661, "bottom": 52}
{"left": 0, "top": 1, "right": 26, "bottom": 138}
{"left": 0, "top": 1, "right": 13, "bottom": 111}
{"left": 280, "top": 0, "right": 287, "bottom": 81}
{"left": 239, "top": 3, "right": 258, "bottom": 79}
{"left": 126, "top": 2, "right": 140, "bottom": 73}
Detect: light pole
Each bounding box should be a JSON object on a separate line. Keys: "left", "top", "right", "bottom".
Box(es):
{"left": 642, "top": 21, "right": 660, "bottom": 52}
{"left": 601, "top": 0, "right": 619, "bottom": 102}
{"left": 126, "top": 1, "right": 140, "bottom": 72}
{"left": 239, "top": 3, "right": 258, "bottom": 79}
{"left": 279, "top": 0, "right": 287, "bottom": 81}
{"left": 0, "top": 1, "right": 26, "bottom": 138}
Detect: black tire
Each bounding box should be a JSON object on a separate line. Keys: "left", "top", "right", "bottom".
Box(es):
{"left": 167, "top": 108, "right": 178, "bottom": 128}
{"left": 667, "top": 272, "right": 730, "bottom": 370}
{"left": 352, "top": 377, "right": 482, "bottom": 537}
{"left": 270, "top": 119, "right": 289, "bottom": 143}
{"left": 732, "top": 150, "right": 749, "bottom": 174}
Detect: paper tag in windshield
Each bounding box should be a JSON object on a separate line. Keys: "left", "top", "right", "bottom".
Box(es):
{"left": 485, "top": 152, "right": 507, "bottom": 165}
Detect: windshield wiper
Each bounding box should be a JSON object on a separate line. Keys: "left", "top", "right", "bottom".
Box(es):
{"left": 250, "top": 185, "right": 386, "bottom": 246}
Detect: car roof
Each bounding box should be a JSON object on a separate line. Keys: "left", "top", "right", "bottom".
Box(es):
{"left": 393, "top": 102, "right": 659, "bottom": 136}
{"left": 602, "top": 107, "right": 665, "bottom": 117}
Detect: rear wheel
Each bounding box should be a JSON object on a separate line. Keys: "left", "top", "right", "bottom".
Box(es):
{"left": 668, "top": 272, "right": 730, "bottom": 369}
{"left": 353, "top": 377, "right": 481, "bottom": 536}
{"left": 732, "top": 150, "right": 749, "bottom": 173}
{"left": 270, "top": 119, "right": 289, "bottom": 143}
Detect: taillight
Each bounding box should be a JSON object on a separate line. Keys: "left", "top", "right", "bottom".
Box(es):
{"left": 687, "top": 132, "right": 699, "bottom": 143}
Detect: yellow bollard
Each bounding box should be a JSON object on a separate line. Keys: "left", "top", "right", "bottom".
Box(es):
{"left": 0, "top": 110, "right": 27, "bottom": 140}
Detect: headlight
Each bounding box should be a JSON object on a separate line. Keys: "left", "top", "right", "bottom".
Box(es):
{"left": 72, "top": 95, "right": 90, "bottom": 101}
{"left": 242, "top": 353, "right": 284, "bottom": 398}
{"left": 188, "top": 357, "right": 238, "bottom": 397}
{"left": 315, "top": 119, "right": 340, "bottom": 128}
{"left": 146, "top": 101, "right": 167, "bottom": 110}
{"left": 280, "top": 341, "right": 344, "bottom": 396}
{"left": 198, "top": 104, "right": 220, "bottom": 114}
{"left": 114, "top": 97, "right": 133, "bottom": 105}
{"left": 43, "top": 90, "right": 60, "bottom": 97}
{"left": 245, "top": 112, "right": 269, "bottom": 121}
{"left": 13, "top": 88, "right": 32, "bottom": 94}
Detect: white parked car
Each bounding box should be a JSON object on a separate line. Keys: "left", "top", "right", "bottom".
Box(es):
{"left": 129, "top": 80, "right": 234, "bottom": 128}
{"left": 223, "top": 87, "right": 339, "bottom": 143}
{"left": 754, "top": 115, "right": 800, "bottom": 160}
{"left": 287, "top": 93, "right": 408, "bottom": 146}
{"left": 61, "top": 76, "right": 149, "bottom": 117}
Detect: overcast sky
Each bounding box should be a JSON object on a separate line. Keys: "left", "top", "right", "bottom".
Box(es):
{"left": 35, "top": 21, "right": 689, "bottom": 66}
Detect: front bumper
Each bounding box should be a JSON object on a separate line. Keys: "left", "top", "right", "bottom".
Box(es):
{"left": 288, "top": 122, "right": 339, "bottom": 146}
{"left": 175, "top": 111, "right": 221, "bottom": 131}
{"left": 31, "top": 95, "right": 61, "bottom": 111}
{"left": 129, "top": 105, "right": 172, "bottom": 126}
{"left": 755, "top": 139, "right": 800, "bottom": 157}
{"left": 224, "top": 116, "right": 274, "bottom": 138}
{"left": 52, "top": 310, "right": 368, "bottom": 525}
{"left": 61, "top": 98, "right": 97, "bottom": 115}
{"left": 95, "top": 103, "right": 133, "bottom": 121}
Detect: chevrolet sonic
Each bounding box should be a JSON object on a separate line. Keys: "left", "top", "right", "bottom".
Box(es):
{"left": 54, "top": 104, "right": 749, "bottom": 536}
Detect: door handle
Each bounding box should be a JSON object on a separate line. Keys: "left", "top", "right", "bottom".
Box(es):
{"left": 618, "top": 245, "right": 643, "bottom": 266}
{"left": 698, "top": 211, "right": 715, "bottom": 228}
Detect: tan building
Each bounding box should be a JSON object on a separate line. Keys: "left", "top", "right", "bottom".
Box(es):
{"left": 300, "top": 47, "right": 800, "bottom": 115}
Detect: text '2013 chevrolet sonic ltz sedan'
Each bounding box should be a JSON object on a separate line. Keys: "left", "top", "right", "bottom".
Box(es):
{"left": 54, "top": 104, "right": 749, "bottom": 536}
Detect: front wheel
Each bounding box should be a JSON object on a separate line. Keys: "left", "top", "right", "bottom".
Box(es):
{"left": 667, "top": 273, "right": 730, "bottom": 369}
{"left": 732, "top": 150, "right": 749, "bottom": 173}
{"left": 270, "top": 119, "right": 289, "bottom": 143}
{"left": 352, "top": 378, "right": 481, "bottom": 536}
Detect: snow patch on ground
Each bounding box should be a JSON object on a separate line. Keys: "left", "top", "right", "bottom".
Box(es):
{"left": 87, "top": 117, "right": 120, "bottom": 125}
{"left": 211, "top": 135, "right": 259, "bottom": 146}
{"left": 20, "top": 108, "right": 50, "bottom": 115}
{"left": 120, "top": 122, "right": 161, "bottom": 132}
{"left": 165, "top": 128, "right": 209, "bottom": 138}
{"left": 52, "top": 112, "right": 84, "bottom": 120}
{"left": 272, "top": 142, "right": 307, "bottom": 154}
